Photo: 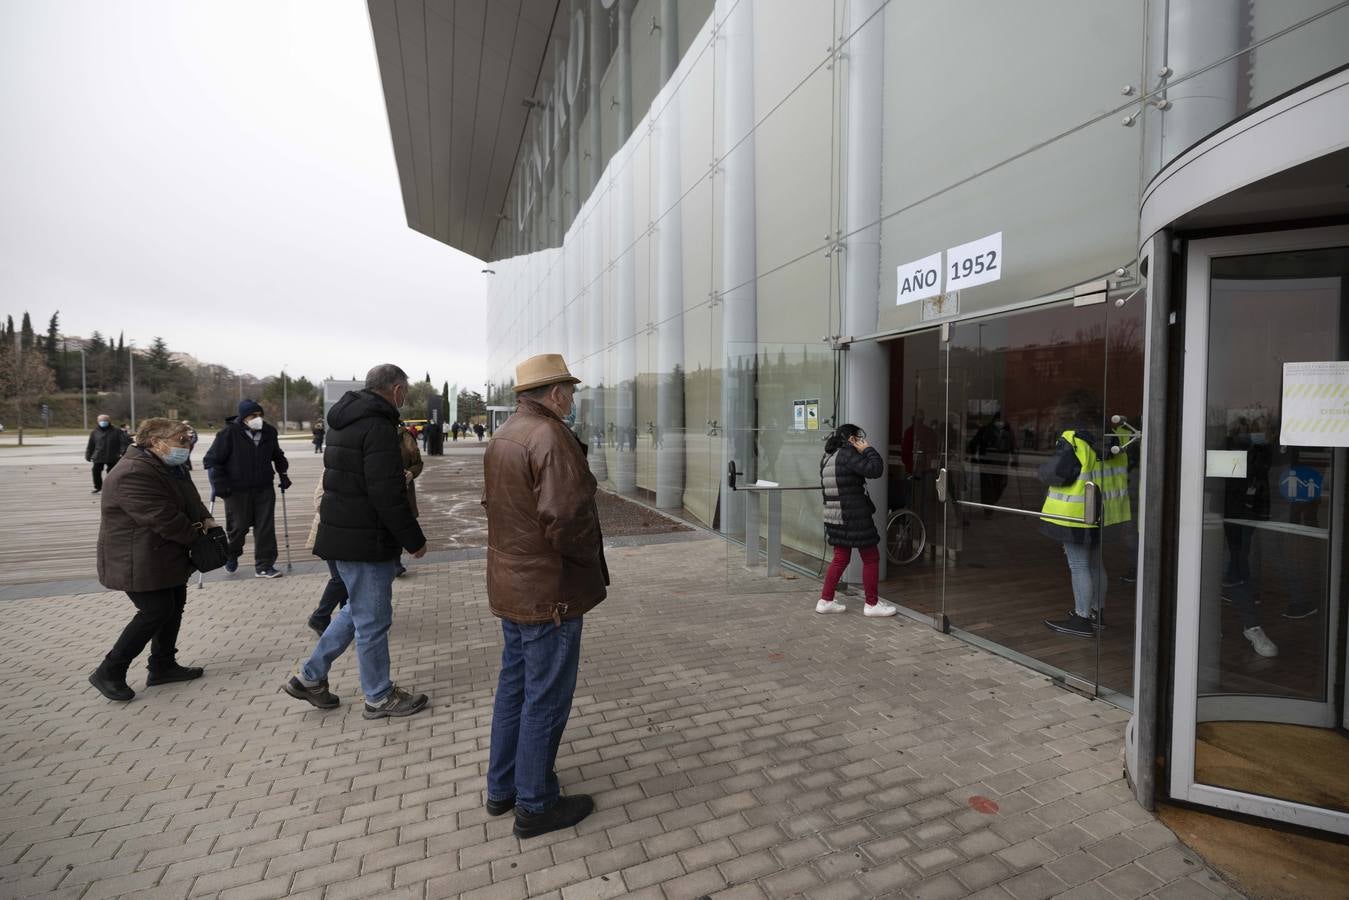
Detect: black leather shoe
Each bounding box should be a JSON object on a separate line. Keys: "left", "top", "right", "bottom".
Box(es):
{"left": 485, "top": 796, "right": 516, "bottom": 816}
{"left": 513, "top": 795, "right": 594, "bottom": 839}
{"left": 89, "top": 666, "right": 134, "bottom": 702}
{"left": 146, "top": 664, "right": 204, "bottom": 686}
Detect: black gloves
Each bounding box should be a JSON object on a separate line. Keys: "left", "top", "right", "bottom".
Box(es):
{"left": 214, "top": 484, "right": 232, "bottom": 499}
{"left": 278, "top": 473, "right": 293, "bottom": 492}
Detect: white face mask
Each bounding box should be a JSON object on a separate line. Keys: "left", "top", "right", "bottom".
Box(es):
{"left": 245, "top": 416, "right": 264, "bottom": 431}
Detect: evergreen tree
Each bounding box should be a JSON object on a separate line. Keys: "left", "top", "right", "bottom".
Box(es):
{"left": 45, "top": 312, "right": 60, "bottom": 375}
{"left": 3, "top": 315, "right": 13, "bottom": 342}
{"left": 20, "top": 312, "right": 34, "bottom": 349}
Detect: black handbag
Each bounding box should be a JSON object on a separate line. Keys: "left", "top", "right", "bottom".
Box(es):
{"left": 189, "top": 525, "right": 230, "bottom": 573}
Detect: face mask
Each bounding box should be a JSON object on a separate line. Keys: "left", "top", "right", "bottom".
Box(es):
{"left": 98, "top": 421, "right": 109, "bottom": 429}
{"left": 162, "top": 447, "right": 191, "bottom": 466}
{"left": 245, "top": 416, "right": 264, "bottom": 431}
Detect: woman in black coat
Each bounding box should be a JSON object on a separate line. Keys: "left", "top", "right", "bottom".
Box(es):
{"left": 90, "top": 418, "right": 220, "bottom": 702}
{"left": 817, "top": 424, "right": 896, "bottom": 617}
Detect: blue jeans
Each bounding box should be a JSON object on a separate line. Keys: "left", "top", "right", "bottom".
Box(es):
{"left": 486, "top": 617, "right": 584, "bottom": 814}
{"left": 1063, "top": 541, "right": 1104, "bottom": 618}
{"left": 301, "top": 559, "right": 396, "bottom": 703}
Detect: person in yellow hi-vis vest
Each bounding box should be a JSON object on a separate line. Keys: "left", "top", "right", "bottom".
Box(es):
{"left": 1040, "top": 392, "right": 1131, "bottom": 638}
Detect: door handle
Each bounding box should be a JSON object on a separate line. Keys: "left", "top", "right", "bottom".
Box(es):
{"left": 1083, "top": 481, "right": 1101, "bottom": 526}
{"left": 936, "top": 467, "right": 948, "bottom": 503}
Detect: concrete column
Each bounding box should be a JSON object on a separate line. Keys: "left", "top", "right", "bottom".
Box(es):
{"left": 1159, "top": 0, "right": 1243, "bottom": 162}
{"left": 654, "top": 0, "right": 685, "bottom": 509}
{"left": 585, "top": 0, "right": 608, "bottom": 480}
{"left": 588, "top": 0, "right": 605, "bottom": 193}
{"left": 843, "top": 0, "right": 888, "bottom": 581}
{"left": 717, "top": 0, "right": 757, "bottom": 536}
{"left": 567, "top": 0, "right": 584, "bottom": 226}
{"left": 612, "top": 0, "right": 637, "bottom": 493}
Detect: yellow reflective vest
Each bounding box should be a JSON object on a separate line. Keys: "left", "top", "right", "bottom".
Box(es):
{"left": 1039, "top": 429, "right": 1131, "bottom": 528}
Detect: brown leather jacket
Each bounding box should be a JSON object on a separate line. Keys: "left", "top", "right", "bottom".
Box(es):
{"left": 483, "top": 396, "right": 607, "bottom": 624}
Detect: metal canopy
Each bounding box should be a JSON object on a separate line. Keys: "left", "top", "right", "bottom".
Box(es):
{"left": 367, "top": 0, "right": 563, "bottom": 261}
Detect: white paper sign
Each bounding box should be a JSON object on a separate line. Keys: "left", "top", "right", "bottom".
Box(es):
{"left": 945, "top": 231, "right": 1002, "bottom": 291}
{"left": 1205, "top": 450, "right": 1248, "bottom": 479}
{"left": 1281, "top": 361, "right": 1349, "bottom": 447}
{"left": 896, "top": 251, "right": 943, "bottom": 306}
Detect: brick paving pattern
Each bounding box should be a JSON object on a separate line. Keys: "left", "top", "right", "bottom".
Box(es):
{"left": 0, "top": 538, "right": 1241, "bottom": 899}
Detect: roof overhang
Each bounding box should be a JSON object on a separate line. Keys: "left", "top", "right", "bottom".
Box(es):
{"left": 367, "top": 0, "right": 562, "bottom": 261}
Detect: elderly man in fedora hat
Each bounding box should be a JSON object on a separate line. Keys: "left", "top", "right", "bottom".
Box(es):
{"left": 482, "top": 353, "right": 609, "bottom": 838}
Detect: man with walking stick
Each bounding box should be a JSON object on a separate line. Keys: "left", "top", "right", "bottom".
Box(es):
{"left": 202, "top": 400, "right": 291, "bottom": 578}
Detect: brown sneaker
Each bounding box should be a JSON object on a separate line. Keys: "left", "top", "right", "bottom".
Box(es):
{"left": 282, "top": 675, "right": 339, "bottom": 709}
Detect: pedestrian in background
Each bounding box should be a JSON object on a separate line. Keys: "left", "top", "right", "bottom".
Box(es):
{"left": 304, "top": 480, "right": 347, "bottom": 636}
{"left": 311, "top": 420, "right": 325, "bottom": 454}
{"left": 283, "top": 364, "right": 429, "bottom": 718}
{"left": 85, "top": 413, "right": 123, "bottom": 494}
{"left": 89, "top": 418, "right": 224, "bottom": 702}
{"left": 483, "top": 353, "right": 608, "bottom": 838}
{"left": 396, "top": 420, "right": 424, "bottom": 577}
{"left": 451, "top": 421, "right": 460, "bottom": 442}
{"left": 816, "top": 424, "right": 896, "bottom": 617}
{"left": 202, "top": 400, "right": 291, "bottom": 578}
{"left": 474, "top": 422, "right": 485, "bottom": 441}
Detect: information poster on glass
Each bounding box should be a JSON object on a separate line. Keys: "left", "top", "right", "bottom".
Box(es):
{"left": 1281, "top": 361, "right": 1349, "bottom": 446}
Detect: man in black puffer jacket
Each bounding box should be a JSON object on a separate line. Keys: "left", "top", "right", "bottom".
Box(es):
{"left": 282, "top": 364, "right": 430, "bottom": 720}
{"left": 202, "top": 399, "right": 291, "bottom": 578}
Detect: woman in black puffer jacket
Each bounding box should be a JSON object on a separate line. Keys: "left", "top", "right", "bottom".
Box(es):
{"left": 817, "top": 424, "right": 896, "bottom": 617}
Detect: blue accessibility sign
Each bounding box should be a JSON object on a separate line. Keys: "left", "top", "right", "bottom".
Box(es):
{"left": 1278, "top": 465, "right": 1323, "bottom": 502}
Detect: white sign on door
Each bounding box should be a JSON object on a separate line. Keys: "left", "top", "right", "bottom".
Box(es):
{"left": 1281, "top": 360, "right": 1349, "bottom": 447}
{"left": 945, "top": 231, "right": 1002, "bottom": 292}
{"left": 896, "top": 251, "right": 944, "bottom": 306}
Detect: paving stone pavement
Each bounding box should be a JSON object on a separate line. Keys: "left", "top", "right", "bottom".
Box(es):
{"left": 0, "top": 537, "right": 1242, "bottom": 900}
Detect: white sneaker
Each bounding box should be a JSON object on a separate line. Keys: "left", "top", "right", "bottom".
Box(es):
{"left": 1243, "top": 626, "right": 1278, "bottom": 658}
{"left": 864, "top": 600, "right": 899, "bottom": 618}
{"left": 815, "top": 599, "right": 847, "bottom": 614}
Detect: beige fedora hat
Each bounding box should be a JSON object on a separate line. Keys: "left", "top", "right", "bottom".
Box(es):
{"left": 514, "top": 353, "right": 581, "bottom": 393}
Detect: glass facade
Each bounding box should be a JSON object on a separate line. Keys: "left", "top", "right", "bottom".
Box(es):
{"left": 482, "top": 0, "right": 1349, "bottom": 704}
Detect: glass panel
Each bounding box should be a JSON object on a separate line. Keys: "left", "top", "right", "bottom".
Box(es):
{"left": 1143, "top": 1, "right": 1349, "bottom": 180}
{"left": 942, "top": 301, "right": 1114, "bottom": 691}
{"left": 726, "top": 340, "right": 838, "bottom": 595}
{"left": 877, "top": 331, "right": 944, "bottom": 620}
{"left": 877, "top": 1, "right": 1143, "bottom": 333}
{"left": 1192, "top": 246, "right": 1349, "bottom": 814}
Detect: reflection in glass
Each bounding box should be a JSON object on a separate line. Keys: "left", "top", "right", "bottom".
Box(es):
{"left": 1193, "top": 246, "right": 1349, "bottom": 814}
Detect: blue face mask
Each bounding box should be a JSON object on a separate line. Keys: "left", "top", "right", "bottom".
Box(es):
{"left": 163, "top": 447, "right": 191, "bottom": 467}
{"left": 98, "top": 421, "right": 109, "bottom": 429}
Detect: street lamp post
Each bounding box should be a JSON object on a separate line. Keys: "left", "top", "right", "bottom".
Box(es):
{"left": 79, "top": 348, "right": 88, "bottom": 431}
{"left": 281, "top": 365, "right": 288, "bottom": 435}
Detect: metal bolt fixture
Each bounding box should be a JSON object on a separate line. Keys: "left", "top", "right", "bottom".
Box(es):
{"left": 1121, "top": 85, "right": 1134, "bottom": 95}
{"left": 1121, "top": 114, "right": 1137, "bottom": 127}
{"left": 1158, "top": 66, "right": 1172, "bottom": 78}
{"left": 1151, "top": 98, "right": 1171, "bottom": 110}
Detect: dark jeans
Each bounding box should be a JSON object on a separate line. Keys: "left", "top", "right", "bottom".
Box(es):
{"left": 224, "top": 486, "right": 277, "bottom": 571}
{"left": 487, "top": 617, "right": 584, "bottom": 813}
{"left": 103, "top": 584, "right": 188, "bottom": 677}
{"left": 91, "top": 461, "right": 114, "bottom": 490}
{"left": 308, "top": 560, "right": 348, "bottom": 628}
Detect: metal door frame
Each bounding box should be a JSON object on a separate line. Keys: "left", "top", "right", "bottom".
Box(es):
{"left": 1170, "top": 226, "right": 1349, "bottom": 836}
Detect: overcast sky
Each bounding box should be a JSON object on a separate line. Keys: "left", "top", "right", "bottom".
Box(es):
{"left": 0, "top": 0, "right": 487, "bottom": 392}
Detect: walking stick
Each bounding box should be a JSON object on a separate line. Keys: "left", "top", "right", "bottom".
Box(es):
{"left": 197, "top": 496, "right": 216, "bottom": 590}
{"left": 280, "top": 486, "right": 293, "bottom": 572}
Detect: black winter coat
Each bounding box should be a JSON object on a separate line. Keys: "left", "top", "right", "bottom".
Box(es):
{"left": 313, "top": 390, "right": 426, "bottom": 562}
{"left": 820, "top": 445, "right": 884, "bottom": 548}
{"left": 202, "top": 418, "right": 289, "bottom": 493}
{"left": 85, "top": 426, "right": 126, "bottom": 465}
